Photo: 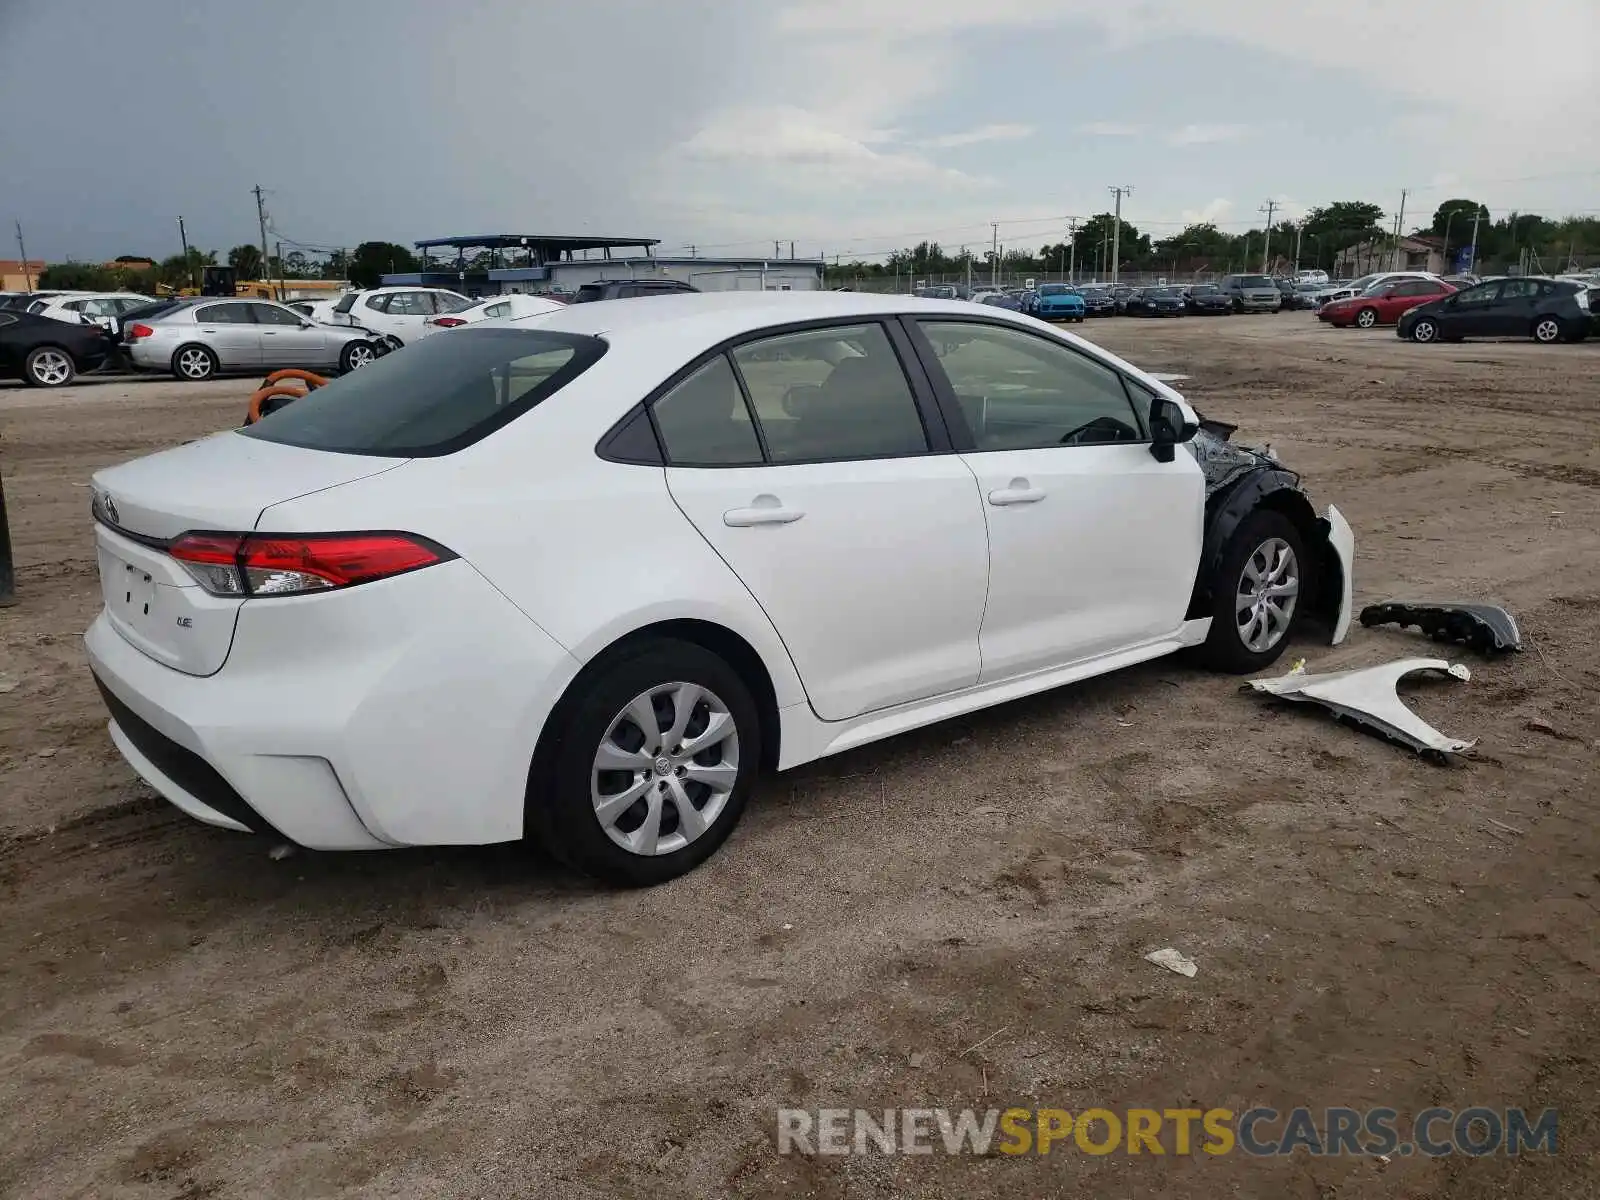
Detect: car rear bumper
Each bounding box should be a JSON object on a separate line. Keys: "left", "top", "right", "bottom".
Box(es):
{"left": 85, "top": 559, "right": 583, "bottom": 850}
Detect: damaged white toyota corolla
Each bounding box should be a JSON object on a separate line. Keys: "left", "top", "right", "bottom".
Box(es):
{"left": 85, "top": 293, "right": 1354, "bottom": 885}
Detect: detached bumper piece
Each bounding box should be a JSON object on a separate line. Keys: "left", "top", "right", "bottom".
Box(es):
{"left": 1358, "top": 601, "right": 1522, "bottom": 656}
{"left": 1245, "top": 658, "right": 1475, "bottom": 761}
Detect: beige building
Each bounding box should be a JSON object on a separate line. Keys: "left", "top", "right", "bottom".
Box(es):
{"left": 0, "top": 259, "right": 44, "bottom": 292}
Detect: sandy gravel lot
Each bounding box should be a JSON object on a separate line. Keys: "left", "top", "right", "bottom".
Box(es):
{"left": 2, "top": 316, "right": 1598, "bottom": 1198}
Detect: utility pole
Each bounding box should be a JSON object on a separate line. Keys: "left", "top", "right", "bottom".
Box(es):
{"left": 176, "top": 216, "right": 193, "bottom": 287}
{"left": 1392, "top": 188, "right": 1408, "bottom": 271}
{"left": 990, "top": 221, "right": 999, "bottom": 287}
{"left": 774, "top": 240, "right": 781, "bottom": 259}
{"left": 961, "top": 245, "right": 972, "bottom": 294}
{"left": 1108, "top": 186, "right": 1132, "bottom": 283}
{"left": 1292, "top": 222, "right": 1303, "bottom": 273}
{"left": 14, "top": 221, "right": 33, "bottom": 290}
{"left": 274, "top": 240, "right": 284, "bottom": 301}
{"left": 1466, "top": 208, "right": 1482, "bottom": 273}
{"left": 1259, "top": 199, "right": 1278, "bottom": 272}
{"left": 1066, "top": 217, "right": 1080, "bottom": 282}
{"left": 253, "top": 185, "right": 270, "bottom": 287}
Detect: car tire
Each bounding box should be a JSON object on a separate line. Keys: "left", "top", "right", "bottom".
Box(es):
{"left": 1409, "top": 318, "right": 1440, "bottom": 344}
{"left": 1355, "top": 307, "right": 1379, "bottom": 329}
{"left": 1531, "top": 316, "right": 1563, "bottom": 344}
{"left": 172, "top": 344, "right": 218, "bottom": 381}
{"left": 1199, "top": 509, "right": 1308, "bottom": 675}
{"left": 339, "top": 340, "right": 377, "bottom": 372}
{"left": 530, "top": 639, "right": 761, "bottom": 886}
{"left": 22, "top": 346, "right": 76, "bottom": 387}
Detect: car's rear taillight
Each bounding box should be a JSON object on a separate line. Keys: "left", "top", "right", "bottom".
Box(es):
{"left": 168, "top": 532, "right": 454, "bottom": 597}
{"left": 429, "top": 316, "right": 468, "bottom": 328}
{"left": 127, "top": 323, "right": 154, "bottom": 340}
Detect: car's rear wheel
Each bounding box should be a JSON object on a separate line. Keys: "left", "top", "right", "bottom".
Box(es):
{"left": 23, "top": 346, "right": 75, "bottom": 387}
{"left": 340, "top": 340, "right": 377, "bottom": 372}
{"left": 532, "top": 639, "right": 760, "bottom": 886}
{"left": 1532, "top": 316, "right": 1563, "bottom": 344}
{"left": 1200, "top": 509, "right": 1307, "bottom": 674}
{"left": 1410, "top": 317, "right": 1439, "bottom": 343}
{"left": 173, "top": 344, "right": 218, "bottom": 381}
{"left": 1355, "top": 307, "right": 1379, "bottom": 328}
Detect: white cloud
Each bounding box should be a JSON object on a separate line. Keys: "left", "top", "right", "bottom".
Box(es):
{"left": 1166, "top": 123, "right": 1251, "bottom": 146}
{"left": 1180, "top": 198, "right": 1233, "bottom": 226}
{"left": 918, "top": 123, "right": 1034, "bottom": 148}
{"left": 1078, "top": 121, "right": 1146, "bottom": 137}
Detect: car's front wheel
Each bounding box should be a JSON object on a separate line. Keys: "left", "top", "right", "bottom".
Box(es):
{"left": 1200, "top": 509, "right": 1307, "bottom": 674}
{"left": 23, "top": 346, "right": 75, "bottom": 387}
{"left": 340, "top": 340, "right": 377, "bottom": 372}
{"left": 1410, "top": 317, "right": 1440, "bottom": 343}
{"left": 1355, "top": 307, "right": 1379, "bottom": 328}
{"left": 532, "top": 639, "right": 761, "bottom": 886}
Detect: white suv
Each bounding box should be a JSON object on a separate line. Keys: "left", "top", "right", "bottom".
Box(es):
{"left": 30, "top": 292, "right": 155, "bottom": 332}
{"left": 327, "top": 287, "right": 471, "bottom": 344}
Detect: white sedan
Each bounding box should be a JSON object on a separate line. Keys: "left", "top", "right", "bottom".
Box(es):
{"left": 425, "top": 292, "right": 566, "bottom": 329}
{"left": 85, "top": 293, "right": 1353, "bottom": 885}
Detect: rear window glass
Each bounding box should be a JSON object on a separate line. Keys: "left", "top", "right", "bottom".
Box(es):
{"left": 332, "top": 293, "right": 357, "bottom": 314}
{"left": 574, "top": 284, "right": 605, "bottom": 303}
{"left": 241, "top": 328, "right": 607, "bottom": 457}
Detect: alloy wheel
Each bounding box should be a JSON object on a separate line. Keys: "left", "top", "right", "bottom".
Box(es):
{"left": 177, "top": 348, "right": 214, "bottom": 379}
{"left": 1534, "top": 318, "right": 1561, "bottom": 344}
{"left": 346, "top": 343, "right": 375, "bottom": 369}
{"left": 1413, "top": 320, "right": 1437, "bottom": 343}
{"left": 1356, "top": 308, "right": 1377, "bottom": 328}
{"left": 591, "top": 682, "right": 739, "bottom": 857}
{"left": 30, "top": 350, "right": 71, "bottom": 385}
{"left": 1236, "top": 537, "right": 1300, "bottom": 654}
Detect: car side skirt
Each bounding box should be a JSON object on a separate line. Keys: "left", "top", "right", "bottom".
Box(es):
{"left": 774, "top": 619, "right": 1211, "bottom": 770}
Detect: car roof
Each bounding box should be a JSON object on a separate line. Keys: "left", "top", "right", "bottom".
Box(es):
{"left": 512, "top": 290, "right": 1001, "bottom": 343}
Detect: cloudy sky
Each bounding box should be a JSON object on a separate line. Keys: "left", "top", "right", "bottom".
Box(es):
{"left": 2, "top": 0, "right": 1596, "bottom": 263}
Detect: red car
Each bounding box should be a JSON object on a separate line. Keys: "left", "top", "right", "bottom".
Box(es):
{"left": 1320, "top": 278, "right": 1457, "bottom": 328}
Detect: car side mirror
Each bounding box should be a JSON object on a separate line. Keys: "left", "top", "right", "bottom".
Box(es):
{"left": 1149, "top": 396, "right": 1198, "bottom": 463}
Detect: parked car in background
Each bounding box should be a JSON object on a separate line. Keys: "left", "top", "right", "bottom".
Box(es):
{"left": 1219, "top": 274, "right": 1282, "bottom": 313}
{"left": 3, "top": 291, "right": 80, "bottom": 311}
{"left": 285, "top": 297, "right": 345, "bottom": 324}
{"left": 1397, "top": 277, "right": 1591, "bottom": 344}
{"left": 1286, "top": 283, "right": 1325, "bottom": 311}
{"left": 29, "top": 292, "right": 155, "bottom": 332}
{"left": 84, "top": 291, "right": 1353, "bottom": 884}
{"left": 327, "top": 287, "right": 472, "bottom": 345}
{"left": 0, "top": 310, "right": 113, "bottom": 386}
{"left": 1129, "top": 286, "right": 1187, "bottom": 317}
{"left": 979, "top": 292, "right": 1024, "bottom": 311}
{"left": 1440, "top": 274, "right": 1480, "bottom": 291}
{"left": 1077, "top": 286, "right": 1117, "bottom": 316}
{"left": 1293, "top": 269, "right": 1330, "bottom": 286}
{"left": 914, "top": 285, "right": 960, "bottom": 300}
{"left": 125, "top": 299, "right": 387, "bottom": 380}
{"left": 573, "top": 279, "right": 700, "bottom": 302}
{"left": 427, "top": 293, "right": 567, "bottom": 328}
{"left": 1030, "top": 283, "right": 1086, "bottom": 322}
{"left": 1319, "top": 278, "right": 1457, "bottom": 328}
{"left": 1314, "top": 272, "right": 1440, "bottom": 307}
{"left": 1184, "top": 284, "right": 1233, "bottom": 315}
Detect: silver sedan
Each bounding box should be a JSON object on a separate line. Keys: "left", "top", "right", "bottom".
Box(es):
{"left": 124, "top": 298, "right": 384, "bottom": 381}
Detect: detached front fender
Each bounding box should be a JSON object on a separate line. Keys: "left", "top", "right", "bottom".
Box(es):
{"left": 1188, "top": 467, "right": 1354, "bottom": 645}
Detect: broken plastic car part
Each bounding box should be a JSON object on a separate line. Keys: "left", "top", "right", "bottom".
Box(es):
{"left": 1245, "top": 658, "right": 1475, "bottom": 759}
{"left": 1358, "top": 601, "right": 1522, "bottom": 655}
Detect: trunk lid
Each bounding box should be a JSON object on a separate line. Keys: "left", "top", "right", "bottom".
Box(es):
{"left": 91, "top": 432, "right": 406, "bottom": 676}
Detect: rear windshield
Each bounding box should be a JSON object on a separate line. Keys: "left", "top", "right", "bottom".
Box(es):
{"left": 574, "top": 284, "right": 605, "bottom": 303}
{"left": 241, "top": 328, "right": 607, "bottom": 457}
{"left": 332, "top": 293, "right": 357, "bottom": 314}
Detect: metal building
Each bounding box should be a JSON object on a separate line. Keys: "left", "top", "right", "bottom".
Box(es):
{"left": 382, "top": 234, "right": 824, "bottom": 297}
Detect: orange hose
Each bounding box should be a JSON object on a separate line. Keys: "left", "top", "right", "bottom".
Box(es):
{"left": 246, "top": 385, "right": 309, "bottom": 425}
{"left": 261, "top": 368, "right": 329, "bottom": 390}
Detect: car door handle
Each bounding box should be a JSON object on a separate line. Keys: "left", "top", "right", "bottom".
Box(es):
{"left": 724, "top": 497, "right": 804, "bottom": 527}
{"left": 987, "top": 480, "right": 1046, "bottom": 506}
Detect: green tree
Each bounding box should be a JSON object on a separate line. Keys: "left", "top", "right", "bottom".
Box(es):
{"left": 1073, "top": 213, "right": 1149, "bottom": 276}
{"left": 156, "top": 248, "right": 216, "bottom": 291}
{"left": 38, "top": 261, "right": 116, "bottom": 290}
{"left": 228, "top": 244, "right": 264, "bottom": 280}
{"left": 1299, "top": 201, "right": 1386, "bottom": 270}
{"left": 348, "top": 241, "right": 419, "bottom": 288}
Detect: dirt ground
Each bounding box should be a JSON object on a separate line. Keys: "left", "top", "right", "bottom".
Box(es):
{"left": 2, "top": 316, "right": 1598, "bottom": 1199}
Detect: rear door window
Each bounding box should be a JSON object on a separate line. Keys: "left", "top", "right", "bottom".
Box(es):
{"left": 653, "top": 356, "right": 764, "bottom": 466}
{"left": 241, "top": 328, "right": 607, "bottom": 457}
{"left": 251, "top": 303, "right": 302, "bottom": 326}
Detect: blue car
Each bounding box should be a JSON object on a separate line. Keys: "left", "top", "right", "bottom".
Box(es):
{"left": 1030, "top": 283, "right": 1086, "bottom": 322}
